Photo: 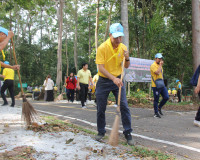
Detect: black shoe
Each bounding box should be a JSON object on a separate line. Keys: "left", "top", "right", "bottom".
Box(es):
{"left": 154, "top": 113, "right": 161, "bottom": 118}
{"left": 1, "top": 103, "right": 8, "bottom": 106}
{"left": 158, "top": 108, "right": 163, "bottom": 115}
{"left": 10, "top": 104, "right": 14, "bottom": 107}
{"left": 95, "top": 133, "right": 105, "bottom": 141}
{"left": 124, "top": 133, "right": 134, "bottom": 146}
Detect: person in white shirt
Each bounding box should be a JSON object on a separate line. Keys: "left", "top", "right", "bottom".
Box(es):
{"left": 43, "top": 75, "right": 54, "bottom": 101}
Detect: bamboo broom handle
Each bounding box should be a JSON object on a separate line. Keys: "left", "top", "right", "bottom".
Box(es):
{"left": 117, "top": 57, "right": 126, "bottom": 111}
{"left": 11, "top": 38, "right": 24, "bottom": 95}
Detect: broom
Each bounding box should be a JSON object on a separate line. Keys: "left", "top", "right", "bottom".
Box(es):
{"left": 109, "top": 57, "right": 126, "bottom": 146}
{"left": 55, "top": 85, "right": 65, "bottom": 101}
{"left": 11, "top": 38, "right": 37, "bottom": 126}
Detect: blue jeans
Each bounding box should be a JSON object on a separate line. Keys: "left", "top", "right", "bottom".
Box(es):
{"left": 96, "top": 76, "right": 132, "bottom": 135}
{"left": 152, "top": 87, "right": 169, "bottom": 114}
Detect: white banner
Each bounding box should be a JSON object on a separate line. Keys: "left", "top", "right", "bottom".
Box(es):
{"left": 125, "top": 57, "right": 154, "bottom": 82}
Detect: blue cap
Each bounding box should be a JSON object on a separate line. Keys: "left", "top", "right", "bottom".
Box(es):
{"left": 155, "top": 53, "right": 163, "bottom": 59}
{"left": 109, "top": 23, "right": 124, "bottom": 38}
{"left": 4, "top": 61, "right": 9, "bottom": 65}
{"left": 176, "top": 80, "right": 179, "bottom": 83}
{"left": 0, "top": 27, "right": 8, "bottom": 36}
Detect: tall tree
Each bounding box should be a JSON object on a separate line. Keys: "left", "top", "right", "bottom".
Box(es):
{"left": 95, "top": 0, "right": 100, "bottom": 54}
{"left": 121, "top": 0, "right": 129, "bottom": 50}
{"left": 104, "top": 1, "right": 114, "bottom": 41}
{"left": 74, "top": 0, "right": 78, "bottom": 73}
{"left": 56, "top": 0, "right": 64, "bottom": 92}
{"left": 65, "top": 19, "right": 69, "bottom": 77}
{"left": 192, "top": 0, "right": 200, "bottom": 71}
{"left": 88, "top": 0, "right": 92, "bottom": 64}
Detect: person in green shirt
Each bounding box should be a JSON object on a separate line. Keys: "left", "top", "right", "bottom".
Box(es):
{"left": 76, "top": 63, "right": 92, "bottom": 109}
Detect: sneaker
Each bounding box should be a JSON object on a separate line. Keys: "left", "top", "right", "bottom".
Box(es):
{"left": 158, "top": 108, "right": 163, "bottom": 115}
{"left": 124, "top": 133, "right": 134, "bottom": 146}
{"left": 194, "top": 120, "right": 200, "bottom": 127}
{"left": 82, "top": 106, "right": 87, "bottom": 109}
{"left": 154, "top": 113, "right": 161, "bottom": 118}
{"left": 95, "top": 133, "right": 105, "bottom": 141}
{"left": 1, "top": 103, "right": 8, "bottom": 106}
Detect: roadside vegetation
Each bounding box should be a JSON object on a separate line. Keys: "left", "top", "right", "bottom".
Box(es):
{"left": 37, "top": 116, "right": 176, "bottom": 160}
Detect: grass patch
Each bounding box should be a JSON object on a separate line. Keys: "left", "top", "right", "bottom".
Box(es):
{"left": 121, "top": 142, "right": 175, "bottom": 160}
{"left": 41, "top": 116, "right": 97, "bottom": 135}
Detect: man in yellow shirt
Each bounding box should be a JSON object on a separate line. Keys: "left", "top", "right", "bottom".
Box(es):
{"left": 0, "top": 26, "right": 20, "bottom": 107}
{"left": 0, "top": 61, "right": 15, "bottom": 107}
{"left": 95, "top": 23, "right": 134, "bottom": 146}
{"left": 77, "top": 63, "right": 92, "bottom": 109}
{"left": 150, "top": 53, "right": 169, "bottom": 118}
{"left": 0, "top": 26, "right": 20, "bottom": 71}
{"left": 93, "top": 72, "right": 99, "bottom": 87}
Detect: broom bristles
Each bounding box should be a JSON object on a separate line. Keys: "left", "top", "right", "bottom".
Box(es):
{"left": 108, "top": 114, "right": 120, "bottom": 146}
{"left": 55, "top": 93, "right": 63, "bottom": 101}
{"left": 22, "top": 96, "right": 37, "bottom": 125}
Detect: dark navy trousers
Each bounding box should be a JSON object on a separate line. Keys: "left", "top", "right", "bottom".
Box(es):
{"left": 152, "top": 87, "right": 169, "bottom": 114}
{"left": 96, "top": 76, "right": 132, "bottom": 135}
{"left": 195, "top": 93, "right": 200, "bottom": 121}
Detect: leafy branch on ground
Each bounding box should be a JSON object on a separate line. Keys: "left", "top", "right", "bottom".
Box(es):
{"left": 0, "top": 146, "right": 36, "bottom": 160}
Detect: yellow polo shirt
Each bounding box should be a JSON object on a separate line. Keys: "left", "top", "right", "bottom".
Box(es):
{"left": 172, "top": 90, "right": 177, "bottom": 95}
{"left": 3, "top": 68, "right": 14, "bottom": 80}
{"left": 77, "top": 69, "right": 91, "bottom": 84}
{"left": 93, "top": 74, "right": 99, "bottom": 85}
{"left": 96, "top": 38, "right": 127, "bottom": 78}
{"left": 150, "top": 62, "right": 163, "bottom": 87}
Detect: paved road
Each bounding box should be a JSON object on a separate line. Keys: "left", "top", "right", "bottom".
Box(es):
{"left": 12, "top": 99, "right": 200, "bottom": 160}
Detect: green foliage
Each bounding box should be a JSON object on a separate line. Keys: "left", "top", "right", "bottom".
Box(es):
{"left": 120, "top": 142, "right": 175, "bottom": 160}
{"left": 131, "top": 89, "right": 150, "bottom": 104}
{"left": 0, "top": 0, "right": 194, "bottom": 93}
{"left": 131, "top": 90, "right": 147, "bottom": 99}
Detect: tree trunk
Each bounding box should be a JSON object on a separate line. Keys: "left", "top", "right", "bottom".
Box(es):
{"left": 95, "top": 0, "right": 100, "bottom": 54}
{"left": 40, "top": 7, "right": 43, "bottom": 48}
{"left": 192, "top": 0, "right": 200, "bottom": 71}
{"left": 66, "top": 37, "right": 69, "bottom": 77}
{"left": 56, "top": 0, "right": 64, "bottom": 92}
{"left": 121, "top": 0, "right": 129, "bottom": 94}
{"left": 65, "top": 25, "right": 69, "bottom": 77}
{"left": 134, "top": 0, "right": 140, "bottom": 57}
{"left": 142, "top": 0, "right": 146, "bottom": 58}
{"left": 9, "top": 9, "right": 12, "bottom": 64}
{"left": 88, "top": 0, "right": 92, "bottom": 64}
{"left": 74, "top": 0, "right": 78, "bottom": 73}
{"left": 15, "top": 4, "right": 20, "bottom": 45}
{"left": 104, "top": 2, "right": 114, "bottom": 41}
{"left": 121, "top": 0, "right": 129, "bottom": 50}
{"left": 28, "top": 18, "right": 32, "bottom": 45}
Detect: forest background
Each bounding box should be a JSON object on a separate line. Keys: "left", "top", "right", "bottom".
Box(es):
{"left": 0, "top": 0, "right": 193, "bottom": 95}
